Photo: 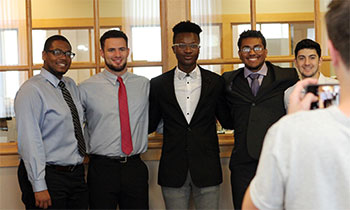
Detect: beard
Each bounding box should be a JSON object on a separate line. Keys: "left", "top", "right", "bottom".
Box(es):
{"left": 105, "top": 60, "right": 127, "bottom": 72}
{"left": 300, "top": 70, "right": 319, "bottom": 79}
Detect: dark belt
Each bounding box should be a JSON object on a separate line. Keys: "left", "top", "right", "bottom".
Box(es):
{"left": 46, "top": 163, "right": 83, "bottom": 172}
{"left": 89, "top": 154, "right": 140, "bottom": 163}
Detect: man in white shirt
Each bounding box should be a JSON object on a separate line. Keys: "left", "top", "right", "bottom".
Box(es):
{"left": 148, "top": 21, "right": 232, "bottom": 209}
{"left": 242, "top": 0, "right": 350, "bottom": 209}
{"left": 284, "top": 39, "right": 338, "bottom": 109}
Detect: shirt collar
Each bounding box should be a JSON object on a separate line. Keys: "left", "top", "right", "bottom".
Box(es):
{"left": 102, "top": 69, "right": 130, "bottom": 85}
{"left": 244, "top": 62, "right": 268, "bottom": 78}
{"left": 40, "top": 68, "right": 66, "bottom": 88}
{"left": 175, "top": 65, "right": 200, "bottom": 80}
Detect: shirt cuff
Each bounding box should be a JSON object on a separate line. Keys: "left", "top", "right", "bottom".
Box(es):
{"left": 32, "top": 179, "right": 47, "bottom": 192}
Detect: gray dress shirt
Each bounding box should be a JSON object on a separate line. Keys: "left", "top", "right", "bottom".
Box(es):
{"left": 14, "top": 68, "right": 85, "bottom": 192}
{"left": 79, "top": 70, "right": 149, "bottom": 157}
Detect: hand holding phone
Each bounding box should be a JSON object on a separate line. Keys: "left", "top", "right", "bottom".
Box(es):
{"left": 306, "top": 84, "right": 340, "bottom": 109}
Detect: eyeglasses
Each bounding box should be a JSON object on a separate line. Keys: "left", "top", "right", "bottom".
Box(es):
{"left": 241, "top": 46, "right": 264, "bottom": 54}
{"left": 47, "top": 49, "right": 76, "bottom": 59}
{"left": 173, "top": 43, "right": 200, "bottom": 50}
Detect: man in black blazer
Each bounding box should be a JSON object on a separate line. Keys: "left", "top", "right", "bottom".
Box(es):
{"left": 149, "top": 21, "right": 232, "bottom": 209}
{"left": 222, "top": 30, "right": 298, "bottom": 209}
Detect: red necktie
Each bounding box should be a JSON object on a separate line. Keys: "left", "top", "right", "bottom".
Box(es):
{"left": 117, "top": 77, "right": 133, "bottom": 155}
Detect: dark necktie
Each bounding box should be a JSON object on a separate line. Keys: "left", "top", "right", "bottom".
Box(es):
{"left": 117, "top": 77, "right": 133, "bottom": 155}
{"left": 249, "top": 73, "right": 260, "bottom": 96}
{"left": 58, "top": 81, "right": 86, "bottom": 157}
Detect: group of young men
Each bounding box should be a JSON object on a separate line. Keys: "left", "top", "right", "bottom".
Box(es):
{"left": 14, "top": 0, "right": 349, "bottom": 209}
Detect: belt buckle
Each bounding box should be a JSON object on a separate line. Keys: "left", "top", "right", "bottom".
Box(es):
{"left": 120, "top": 157, "right": 127, "bottom": 163}
{"left": 68, "top": 165, "right": 77, "bottom": 172}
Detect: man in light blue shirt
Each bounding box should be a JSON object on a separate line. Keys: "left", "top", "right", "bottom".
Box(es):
{"left": 15, "top": 35, "right": 88, "bottom": 209}
{"left": 79, "top": 30, "right": 149, "bottom": 209}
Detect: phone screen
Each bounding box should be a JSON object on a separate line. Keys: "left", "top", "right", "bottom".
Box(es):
{"left": 306, "top": 84, "right": 340, "bottom": 109}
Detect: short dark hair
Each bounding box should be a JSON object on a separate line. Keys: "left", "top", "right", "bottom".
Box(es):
{"left": 43, "top": 35, "right": 71, "bottom": 51}
{"left": 100, "top": 30, "right": 128, "bottom": 50}
{"left": 326, "top": 0, "right": 350, "bottom": 68}
{"left": 238, "top": 30, "right": 266, "bottom": 49}
{"left": 294, "top": 39, "right": 321, "bottom": 58}
{"left": 172, "top": 21, "right": 202, "bottom": 43}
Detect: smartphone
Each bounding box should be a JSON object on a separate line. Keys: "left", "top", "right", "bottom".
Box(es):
{"left": 306, "top": 84, "right": 340, "bottom": 109}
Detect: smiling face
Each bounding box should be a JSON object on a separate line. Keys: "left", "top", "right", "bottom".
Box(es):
{"left": 172, "top": 32, "right": 200, "bottom": 73}
{"left": 42, "top": 40, "right": 72, "bottom": 79}
{"left": 101, "top": 37, "right": 130, "bottom": 76}
{"left": 238, "top": 37, "right": 268, "bottom": 72}
{"left": 295, "top": 48, "right": 322, "bottom": 79}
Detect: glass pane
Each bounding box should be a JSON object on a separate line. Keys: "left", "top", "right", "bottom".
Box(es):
{"left": 290, "top": 23, "right": 315, "bottom": 55}
{"left": 131, "top": 66, "right": 162, "bottom": 80}
{"left": 257, "top": 0, "right": 314, "bottom": 14}
{"left": 199, "top": 24, "right": 221, "bottom": 60}
{"left": 64, "top": 69, "right": 96, "bottom": 85}
{"left": 192, "top": 0, "right": 250, "bottom": 61}
{"left": 31, "top": 0, "right": 94, "bottom": 61}
{"left": 32, "top": 0, "right": 93, "bottom": 20}
{"left": 200, "top": 65, "right": 221, "bottom": 75}
{"left": 0, "top": 71, "right": 28, "bottom": 118}
{"left": 62, "top": 29, "right": 92, "bottom": 63}
{"left": 256, "top": 0, "right": 314, "bottom": 56}
{"left": 0, "top": 116, "right": 17, "bottom": 142}
{"left": 131, "top": 26, "right": 161, "bottom": 61}
{"left": 0, "top": 29, "right": 19, "bottom": 65}
{"left": 272, "top": 62, "right": 293, "bottom": 68}
{"left": 232, "top": 24, "right": 252, "bottom": 57}
{"left": 260, "top": 23, "right": 290, "bottom": 56}
{"left": 99, "top": 0, "right": 161, "bottom": 62}
{"left": 32, "top": 30, "right": 59, "bottom": 64}
{"left": 0, "top": 0, "right": 27, "bottom": 65}
{"left": 201, "top": 64, "right": 235, "bottom": 75}
{"left": 34, "top": 69, "right": 95, "bottom": 84}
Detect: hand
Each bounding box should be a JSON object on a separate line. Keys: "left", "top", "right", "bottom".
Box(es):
{"left": 34, "top": 190, "right": 52, "bottom": 209}
{"left": 288, "top": 78, "right": 318, "bottom": 115}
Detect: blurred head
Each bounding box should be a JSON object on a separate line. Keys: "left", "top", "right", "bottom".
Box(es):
{"left": 294, "top": 39, "right": 322, "bottom": 79}
{"left": 100, "top": 30, "right": 130, "bottom": 75}
{"left": 326, "top": 0, "right": 350, "bottom": 69}
{"left": 42, "top": 35, "right": 73, "bottom": 79}
{"left": 172, "top": 21, "right": 202, "bottom": 73}
{"left": 238, "top": 30, "right": 267, "bottom": 71}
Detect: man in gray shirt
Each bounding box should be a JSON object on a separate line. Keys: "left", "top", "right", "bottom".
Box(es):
{"left": 79, "top": 30, "right": 149, "bottom": 209}
{"left": 15, "top": 35, "right": 88, "bottom": 209}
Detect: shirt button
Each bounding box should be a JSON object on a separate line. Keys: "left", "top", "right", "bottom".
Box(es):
{"left": 252, "top": 103, "right": 256, "bottom": 106}
{"left": 187, "top": 127, "right": 191, "bottom": 131}
{"left": 187, "top": 97, "right": 189, "bottom": 99}
{"left": 187, "top": 113, "right": 189, "bottom": 115}
{"left": 187, "top": 82, "right": 189, "bottom": 84}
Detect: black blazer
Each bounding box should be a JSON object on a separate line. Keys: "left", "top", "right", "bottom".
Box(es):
{"left": 149, "top": 66, "right": 232, "bottom": 188}
{"left": 222, "top": 61, "right": 298, "bottom": 165}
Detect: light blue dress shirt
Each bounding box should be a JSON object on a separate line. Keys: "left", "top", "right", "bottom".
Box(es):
{"left": 14, "top": 68, "right": 85, "bottom": 192}
{"left": 79, "top": 70, "right": 149, "bottom": 157}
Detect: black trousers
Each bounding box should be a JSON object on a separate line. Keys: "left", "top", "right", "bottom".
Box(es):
{"left": 17, "top": 160, "right": 88, "bottom": 209}
{"left": 230, "top": 161, "right": 258, "bottom": 210}
{"left": 88, "top": 154, "right": 149, "bottom": 210}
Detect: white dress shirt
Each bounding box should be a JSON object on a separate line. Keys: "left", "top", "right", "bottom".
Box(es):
{"left": 174, "top": 66, "right": 201, "bottom": 124}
